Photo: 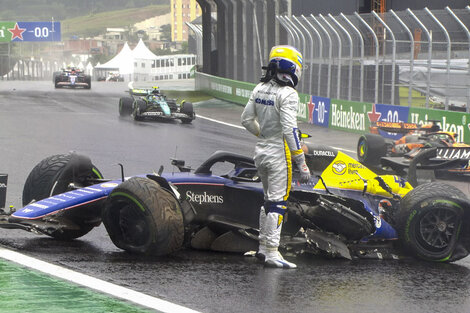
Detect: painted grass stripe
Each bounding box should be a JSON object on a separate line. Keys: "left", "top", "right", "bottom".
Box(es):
{"left": 0, "top": 247, "right": 200, "bottom": 313}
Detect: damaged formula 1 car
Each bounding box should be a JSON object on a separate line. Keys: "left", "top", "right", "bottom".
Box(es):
{"left": 357, "top": 120, "right": 470, "bottom": 185}
{"left": 119, "top": 86, "right": 195, "bottom": 123}
{"left": 1, "top": 144, "right": 470, "bottom": 263}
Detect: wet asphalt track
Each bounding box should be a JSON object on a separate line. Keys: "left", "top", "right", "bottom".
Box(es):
{"left": 1, "top": 80, "right": 470, "bottom": 313}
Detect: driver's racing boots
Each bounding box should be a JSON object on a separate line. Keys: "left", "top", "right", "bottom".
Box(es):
{"left": 257, "top": 206, "right": 267, "bottom": 261}
{"left": 264, "top": 249, "right": 297, "bottom": 269}
{"left": 260, "top": 205, "right": 297, "bottom": 269}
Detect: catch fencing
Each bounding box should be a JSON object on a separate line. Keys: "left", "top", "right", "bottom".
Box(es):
{"left": 277, "top": 7, "right": 470, "bottom": 113}
{"left": 0, "top": 55, "right": 62, "bottom": 81}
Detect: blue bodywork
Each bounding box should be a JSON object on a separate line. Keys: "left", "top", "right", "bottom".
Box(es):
{"left": 13, "top": 169, "right": 397, "bottom": 241}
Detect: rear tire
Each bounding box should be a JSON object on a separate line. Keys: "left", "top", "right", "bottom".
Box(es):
{"left": 119, "top": 97, "right": 133, "bottom": 116}
{"left": 180, "top": 101, "right": 194, "bottom": 124}
{"left": 397, "top": 182, "right": 469, "bottom": 262}
{"left": 54, "top": 78, "right": 61, "bottom": 88}
{"left": 85, "top": 76, "right": 91, "bottom": 89}
{"left": 102, "top": 177, "right": 184, "bottom": 255}
{"left": 22, "top": 153, "right": 103, "bottom": 240}
{"left": 357, "top": 134, "right": 387, "bottom": 166}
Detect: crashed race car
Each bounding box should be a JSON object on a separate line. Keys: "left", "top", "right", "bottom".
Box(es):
{"left": 357, "top": 120, "right": 470, "bottom": 184}
{"left": 54, "top": 68, "right": 91, "bottom": 89}
{"left": 119, "top": 86, "right": 195, "bottom": 123}
{"left": 1, "top": 142, "right": 469, "bottom": 263}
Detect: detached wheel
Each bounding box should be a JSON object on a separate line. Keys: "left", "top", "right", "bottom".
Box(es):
{"left": 397, "top": 182, "right": 469, "bottom": 262}
{"left": 357, "top": 134, "right": 386, "bottom": 166}
{"left": 102, "top": 177, "right": 184, "bottom": 255}
{"left": 119, "top": 97, "right": 133, "bottom": 116}
{"left": 22, "top": 153, "right": 103, "bottom": 240}
{"left": 180, "top": 101, "right": 194, "bottom": 124}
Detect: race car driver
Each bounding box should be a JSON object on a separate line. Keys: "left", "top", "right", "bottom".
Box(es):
{"left": 241, "top": 45, "right": 311, "bottom": 269}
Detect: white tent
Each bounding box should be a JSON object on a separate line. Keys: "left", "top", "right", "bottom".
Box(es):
{"left": 85, "top": 62, "right": 94, "bottom": 76}
{"left": 94, "top": 42, "right": 134, "bottom": 75}
{"left": 94, "top": 40, "right": 160, "bottom": 81}
{"left": 132, "top": 38, "right": 158, "bottom": 60}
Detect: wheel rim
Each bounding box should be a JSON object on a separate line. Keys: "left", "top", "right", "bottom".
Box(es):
{"left": 418, "top": 208, "right": 459, "bottom": 250}
{"left": 118, "top": 203, "right": 149, "bottom": 246}
{"left": 358, "top": 140, "right": 366, "bottom": 157}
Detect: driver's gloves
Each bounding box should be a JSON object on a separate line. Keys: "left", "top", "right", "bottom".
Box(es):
{"left": 292, "top": 153, "right": 311, "bottom": 184}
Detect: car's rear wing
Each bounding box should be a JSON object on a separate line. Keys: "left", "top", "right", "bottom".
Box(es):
{"left": 129, "top": 88, "right": 149, "bottom": 96}
{"left": 373, "top": 121, "right": 420, "bottom": 134}
{"left": 0, "top": 174, "right": 7, "bottom": 210}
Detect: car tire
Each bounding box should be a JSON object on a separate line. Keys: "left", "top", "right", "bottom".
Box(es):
{"left": 54, "top": 78, "right": 61, "bottom": 88}
{"left": 397, "top": 182, "right": 469, "bottom": 262}
{"left": 119, "top": 97, "right": 133, "bottom": 116}
{"left": 357, "top": 134, "right": 387, "bottom": 166}
{"left": 102, "top": 177, "right": 184, "bottom": 255}
{"left": 132, "top": 99, "right": 147, "bottom": 121}
{"left": 22, "top": 153, "right": 103, "bottom": 240}
{"left": 85, "top": 76, "right": 91, "bottom": 89}
{"left": 180, "top": 101, "right": 195, "bottom": 124}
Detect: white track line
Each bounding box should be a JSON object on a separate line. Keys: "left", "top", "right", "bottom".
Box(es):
{"left": 197, "top": 114, "right": 244, "bottom": 129}
{"left": 197, "top": 114, "right": 356, "bottom": 154}
{"left": 0, "top": 247, "right": 200, "bottom": 313}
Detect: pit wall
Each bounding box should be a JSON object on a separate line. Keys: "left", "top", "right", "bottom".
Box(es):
{"left": 195, "top": 72, "right": 470, "bottom": 144}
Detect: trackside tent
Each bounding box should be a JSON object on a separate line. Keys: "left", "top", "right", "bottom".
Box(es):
{"left": 94, "top": 42, "right": 134, "bottom": 80}
{"left": 132, "top": 38, "right": 158, "bottom": 60}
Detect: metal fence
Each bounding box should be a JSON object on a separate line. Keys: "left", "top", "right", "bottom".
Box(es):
{"left": 277, "top": 6, "right": 470, "bottom": 113}
{"left": 0, "top": 56, "right": 62, "bottom": 81}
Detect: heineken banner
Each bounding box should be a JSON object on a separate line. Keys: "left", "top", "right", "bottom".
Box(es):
{"left": 329, "top": 99, "right": 372, "bottom": 134}
{"left": 0, "top": 21, "right": 61, "bottom": 42}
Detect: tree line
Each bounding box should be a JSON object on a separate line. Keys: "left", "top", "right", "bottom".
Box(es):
{"left": 0, "top": 0, "right": 169, "bottom": 21}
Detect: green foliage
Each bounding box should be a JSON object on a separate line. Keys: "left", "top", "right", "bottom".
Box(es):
{"left": 160, "top": 24, "right": 171, "bottom": 41}
{"left": 61, "top": 5, "right": 170, "bottom": 38}
{"left": 0, "top": 0, "right": 169, "bottom": 21}
{"left": 180, "top": 42, "right": 188, "bottom": 54}
{"left": 398, "top": 87, "right": 440, "bottom": 108}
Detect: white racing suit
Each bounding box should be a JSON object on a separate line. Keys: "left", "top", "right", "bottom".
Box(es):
{"left": 241, "top": 79, "right": 308, "bottom": 268}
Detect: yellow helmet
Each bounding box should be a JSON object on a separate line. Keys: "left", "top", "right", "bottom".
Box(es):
{"left": 268, "top": 45, "right": 303, "bottom": 86}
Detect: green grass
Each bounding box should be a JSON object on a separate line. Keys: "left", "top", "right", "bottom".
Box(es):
{"left": 161, "top": 90, "right": 213, "bottom": 103}
{"left": 61, "top": 5, "right": 170, "bottom": 37}
{"left": 398, "top": 86, "right": 441, "bottom": 108}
